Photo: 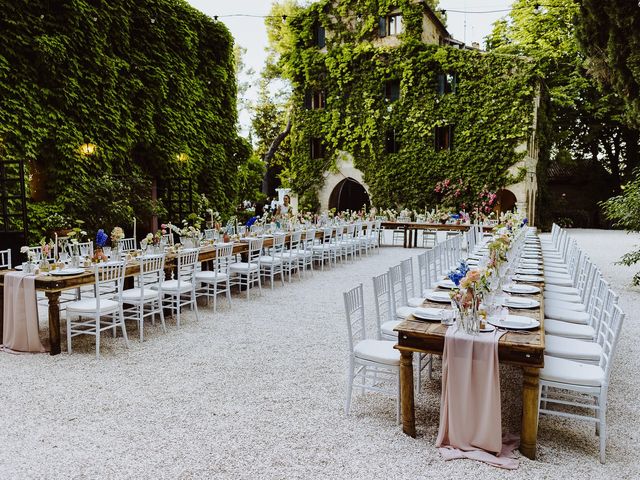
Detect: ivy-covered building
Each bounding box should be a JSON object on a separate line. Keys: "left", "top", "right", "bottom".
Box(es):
{"left": 283, "top": 0, "right": 543, "bottom": 222}
{"left": 0, "top": 0, "right": 249, "bottom": 250}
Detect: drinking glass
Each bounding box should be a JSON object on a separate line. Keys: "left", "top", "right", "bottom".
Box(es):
{"left": 440, "top": 309, "right": 455, "bottom": 326}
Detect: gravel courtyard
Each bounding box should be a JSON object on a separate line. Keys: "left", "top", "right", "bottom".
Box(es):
{"left": 1, "top": 229, "right": 639, "bottom": 479}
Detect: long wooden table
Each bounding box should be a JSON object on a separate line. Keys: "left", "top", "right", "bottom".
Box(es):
{"left": 394, "top": 257, "right": 545, "bottom": 459}
{"left": 0, "top": 239, "right": 269, "bottom": 356}
{"left": 381, "top": 221, "right": 492, "bottom": 248}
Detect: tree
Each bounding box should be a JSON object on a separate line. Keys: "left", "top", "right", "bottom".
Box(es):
{"left": 486, "top": 0, "right": 639, "bottom": 224}
{"left": 577, "top": 0, "right": 640, "bottom": 129}
{"left": 250, "top": 1, "right": 302, "bottom": 196}
{"left": 577, "top": 1, "right": 640, "bottom": 284}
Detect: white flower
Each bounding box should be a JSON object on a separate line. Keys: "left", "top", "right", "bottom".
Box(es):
{"left": 20, "top": 246, "right": 30, "bottom": 253}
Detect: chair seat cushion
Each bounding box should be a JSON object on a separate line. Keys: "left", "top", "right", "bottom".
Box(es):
{"left": 544, "top": 291, "right": 582, "bottom": 303}
{"left": 540, "top": 355, "right": 604, "bottom": 387}
{"left": 544, "top": 299, "right": 586, "bottom": 312}
{"left": 544, "top": 284, "right": 580, "bottom": 296}
{"left": 122, "top": 288, "right": 158, "bottom": 302}
{"left": 544, "top": 265, "right": 569, "bottom": 275}
{"left": 67, "top": 297, "right": 119, "bottom": 313}
{"left": 545, "top": 335, "right": 602, "bottom": 362}
{"left": 381, "top": 320, "right": 401, "bottom": 337}
{"left": 259, "top": 256, "right": 282, "bottom": 265}
{"left": 354, "top": 339, "right": 400, "bottom": 366}
{"left": 157, "top": 280, "right": 193, "bottom": 292}
{"left": 545, "top": 306, "right": 589, "bottom": 324}
{"left": 396, "top": 305, "right": 417, "bottom": 319}
{"left": 545, "top": 275, "right": 574, "bottom": 287}
{"left": 545, "top": 319, "right": 595, "bottom": 340}
{"left": 195, "top": 271, "right": 229, "bottom": 283}
{"left": 229, "top": 262, "right": 259, "bottom": 272}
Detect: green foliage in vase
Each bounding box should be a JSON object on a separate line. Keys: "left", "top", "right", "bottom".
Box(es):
{"left": 0, "top": 0, "right": 249, "bottom": 241}
{"left": 269, "top": 0, "right": 542, "bottom": 211}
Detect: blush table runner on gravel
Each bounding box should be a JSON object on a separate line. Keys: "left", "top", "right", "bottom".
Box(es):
{"left": 435, "top": 325, "right": 519, "bottom": 469}
{"left": 2, "top": 272, "right": 46, "bottom": 353}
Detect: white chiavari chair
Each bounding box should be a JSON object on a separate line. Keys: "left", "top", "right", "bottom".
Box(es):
{"left": 343, "top": 283, "right": 400, "bottom": 423}
{"left": 196, "top": 242, "right": 233, "bottom": 312}
{"left": 156, "top": 248, "right": 200, "bottom": 326}
{"left": 230, "top": 237, "right": 263, "bottom": 298}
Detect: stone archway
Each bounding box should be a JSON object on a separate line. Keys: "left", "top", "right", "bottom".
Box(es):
{"left": 318, "top": 152, "right": 371, "bottom": 211}
{"left": 494, "top": 189, "right": 517, "bottom": 215}
{"left": 328, "top": 177, "right": 371, "bottom": 212}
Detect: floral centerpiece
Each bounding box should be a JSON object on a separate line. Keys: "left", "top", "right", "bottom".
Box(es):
{"left": 20, "top": 246, "right": 37, "bottom": 272}
{"left": 93, "top": 229, "right": 108, "bottom": 262}
{"left": 449, "top": 268, "right": 491, "bottom": 334}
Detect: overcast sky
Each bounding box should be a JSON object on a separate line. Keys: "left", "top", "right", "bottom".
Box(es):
{"left": 186, "top": 0, "right": 514, "bottom": 133}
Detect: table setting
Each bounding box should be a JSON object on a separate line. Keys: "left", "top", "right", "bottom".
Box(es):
{"left": 401, "top": 223, "right": 543, "bottom": 468}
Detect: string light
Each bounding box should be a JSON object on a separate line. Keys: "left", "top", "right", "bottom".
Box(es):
{"left": 210, "top": 5, "right": 571, "bottom": 20}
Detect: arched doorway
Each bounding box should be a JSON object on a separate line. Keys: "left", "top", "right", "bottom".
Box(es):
{"left": 328, "top": 177, "right": 370, "bottom": 212}
{"left": 494, "top": 189, "right": 517, "bottom": 215}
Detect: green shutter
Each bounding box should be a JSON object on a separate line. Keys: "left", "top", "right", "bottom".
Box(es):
{"left": 379, "top": 17, "right": 387, "bottom": 37}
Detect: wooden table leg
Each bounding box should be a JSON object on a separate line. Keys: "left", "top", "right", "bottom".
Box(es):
{"left": 400, "top": 350, "right": 416, "bottom": 437}
{"left": 403, "top": 228, "right": 408, "bottom": 249}
{"left": 413, "top": 228, "right": 418, "bottom": 248}
{"left": 520, "top": 366, "right": 540, "bottom": 459}
{"left": 45, "top": 291, "right": 61, "bottom": 355}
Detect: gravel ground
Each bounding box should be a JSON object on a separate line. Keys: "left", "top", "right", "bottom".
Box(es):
{"left": 1, "top": 229, "right": 639, "bottom": 479}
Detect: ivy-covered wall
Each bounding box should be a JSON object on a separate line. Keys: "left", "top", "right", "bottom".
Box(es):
{"left": 0, "top": 0, "right": 248, "bottom": 239}
{"left": 282, "top": 0, "right": 542, "bottom": 211}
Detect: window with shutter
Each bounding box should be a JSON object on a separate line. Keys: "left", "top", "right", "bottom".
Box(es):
{"left": 310, "top": 138, "right": 325, "bottom": 159}
{"left": 314, "top": 23, "right": 326, "bottom": 48}
{"left": 384, "top": 80, "right": 400, "bottom": 102}
{"left": 435, "top": 125, "right": 454, "bottom": 151}
{"left": 385, "top": 129, "right": 400, "bottom": 154}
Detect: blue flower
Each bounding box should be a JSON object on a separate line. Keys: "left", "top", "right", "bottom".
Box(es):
{"left": 96, "top": 229, "right": 108, "bottom": 248}
{"left": 447, "top": 261, "right": 469, "bottom": 286}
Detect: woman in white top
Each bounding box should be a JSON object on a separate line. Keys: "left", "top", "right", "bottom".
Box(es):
{"left": 277, "top": 195, "right": 292, "bottom": 217}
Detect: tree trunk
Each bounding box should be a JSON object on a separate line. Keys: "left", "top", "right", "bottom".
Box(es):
{"left": 623, "top": 127, "right": 640, "bottom": 180}
{"left": 261, "top": 114, "right": 292, "bottom": 195}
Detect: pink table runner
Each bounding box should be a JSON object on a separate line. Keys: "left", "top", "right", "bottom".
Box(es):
{"left": 2, "top": 271, "right": 46, "bottom": 353}
{"left": 435, "top": 325, "right": 518, "bottom": 469}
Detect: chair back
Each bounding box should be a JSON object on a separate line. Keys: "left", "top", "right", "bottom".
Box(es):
{"left": 0, "top": 249, "right": 12, "bottom": 269}
{"left": 138, "top": 253, "right": 166, "bottom": 294}
{"left": 389, "top": 264, "right": 407, "bottom": 314}
{"left": 289, "top": 230, "right": 302, "bottom": 252}
{"left": 598, "top": 303, "right": 625, "bottom": 382}
{"left": 343, "top": 284, "right": 366, "bottom": 355}
{"left": 93, "top": 261, "right": 126, "bottom": 310}
{"left": 215, "top": 242, "right": 234, "bottom": 275}
{"left": 67, "top": 241, "right": 94, "bottom": 258}
{"left": 120, "top": 238, "right": 136, "bottom": 252}
{"left": 247, "top": 237, "right": 264, "bottom": 264}
{"left": 271, "top": 233, "right": 286, "bottom": 259}
{"left": 372, "top": 272, "right": 392, "bottom": 339}
{"left": 176, "top": 248, "right": 200, "bottom": 285}
{"left": 416, "top": 251, "right": 429, "bottom": 292}
{"left": 400, "top": 258, "right": 415, "bottom": 298}
{"left": 303, "top": 228, "right": 316, "bottom": 250}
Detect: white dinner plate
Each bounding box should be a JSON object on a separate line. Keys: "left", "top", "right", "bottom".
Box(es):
{"left": 413, "top": 307, "right": 445, "bottom": 321}
{"left": 502, "top": 297, "right": 540, "bottom": 309}
{"left": 514, "top": 274, "right": 544, "bottom": 283}
{"left": 467, "top": 259, "right": 479, "bottom": 265}
{"left": 502, "top": 283, "right": 540, "bottom": 294}
{"left": 51, "top": 268, "right": 86, "bottom": 276}
{"left": 14, "top": 265, "right": 23, "bottom": 271}
{"left": 467, "top": 254, "right": 482, "bottom": 260}
{"left": 488, "top": 315, "right": 540, "bottom": 330}
{"left": 437, "top": 279, "right": 457, "bottom": 289}
{"left": 522, "top": 254, "right": 541, "bottom": 260}
{"left": 424, "top": 290, "right": 452, "bottom": 303}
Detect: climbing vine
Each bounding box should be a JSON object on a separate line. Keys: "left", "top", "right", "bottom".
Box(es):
{"left": 278, "top": 0, "right": 542, "bottom": 210}
{"left": 0, "top": 0, "right": 249, "bottom": 239}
